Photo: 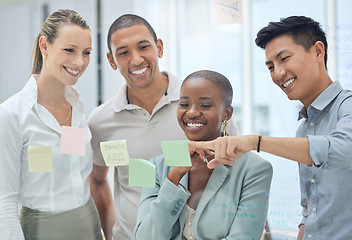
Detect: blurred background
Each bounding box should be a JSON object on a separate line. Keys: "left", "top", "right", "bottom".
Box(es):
{"left": 1, "top": 0, "right": 351, "bottom": 239}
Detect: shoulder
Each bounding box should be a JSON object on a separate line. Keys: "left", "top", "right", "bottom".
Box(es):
{"left": 88, "top": 96, "right": 117, "bottom": 126}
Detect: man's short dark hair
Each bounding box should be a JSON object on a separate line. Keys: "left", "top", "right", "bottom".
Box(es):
{"left": 255, "top": 16, "right": 328, "bottom": 69}
{"left": 107, "top": 14, "right": 158, "bottom": 54}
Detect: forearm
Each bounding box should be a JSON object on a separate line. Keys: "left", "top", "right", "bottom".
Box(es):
{"left": 297, "top": 225, "right": 305, "bottom": 240}
{"left": 88, "top": 176, "right": 115, "bottom": 240}
{"left": 259, "top": 136, "right": 313, "bottom": 165}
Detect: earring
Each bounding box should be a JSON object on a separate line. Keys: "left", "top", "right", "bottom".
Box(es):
{"left": 221, "top": 120, "right": 228, "bottom": 137}
{"left": 43, "top": 55, "right": 47, "bottom": 60}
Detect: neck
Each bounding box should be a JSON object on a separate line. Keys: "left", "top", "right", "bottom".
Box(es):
{"left": 127, "top": 72, "right": 168, "bottom": 114}
{"left": 302, "top": 73, "right": 333, "bottom": 109}
{"left": 36, "top": 73, "right": 66, "bottom": 106}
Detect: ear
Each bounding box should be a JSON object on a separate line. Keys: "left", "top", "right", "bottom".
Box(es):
{"left": 107, "top": 52, "right": 118, "bottom": 70}
{"left": 156, "top": 39, "right": 164, "bottom": 58}
{"left": 314, "top": 41, "right": 325, "bottom": 62}
{"left": 39, "top": 36, "right": 48, "bottom": 58}
{"left": 222, "top": 105, "right": 233, "bottom": 122}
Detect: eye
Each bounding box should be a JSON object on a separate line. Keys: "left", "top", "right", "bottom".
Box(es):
{"left": 281, "top": 56, "right": 290, "bottom": 61}
{"left": 268, "top": 65, "right": 274, "bottom": 72}
{"left": 117, "top": 51, "right": 128, "bottom": 56}
{"left": 140, "top": 44, "right": 150, "bottom": 50}
{"left": 179, "top": 102, "right": 189, "bottom": 108}
{"left": 64, "top": 48, "right": 74, "bottom": 53}
{"left": 83, "top": 50, "right": 91, "bottom": 56}
{"left": 201, "top": 104, "right": 212, "bottom": 108}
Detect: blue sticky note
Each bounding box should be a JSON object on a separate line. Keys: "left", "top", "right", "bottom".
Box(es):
{"left": 129, "top": 158, "right": 156, "bottom": 187}
{"left": 161, "top": 140, "right": 192, "bottom": 166}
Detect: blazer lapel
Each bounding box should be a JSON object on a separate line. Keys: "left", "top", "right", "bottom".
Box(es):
{"left": 192, "top": 165, "right": 229, "bottom": 232}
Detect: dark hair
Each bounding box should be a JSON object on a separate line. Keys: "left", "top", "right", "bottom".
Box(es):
{"left": 107, "top": 14, "right": 157, "bottom": 54}
{"left": 183, "top": 70, "right": 233, "bottom": 107}
{"left": 31, "top": 9, "right": 90, "bottom": 74}
{"left": 255, "top": 16, "right": 328, "bottom": 69}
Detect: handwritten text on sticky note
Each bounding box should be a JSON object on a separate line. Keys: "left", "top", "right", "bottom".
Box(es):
{"left": 214, "top": 0, "right": 243, "bottom": 25}
{"left": 28, "top": 145, "right": 53, "bottom": 172}
{"left": 100, "top": 140, "right": 130, "bottom": 166}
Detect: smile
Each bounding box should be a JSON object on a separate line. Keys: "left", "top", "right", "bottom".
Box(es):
{"left": 282, "top": 78, "right": 295, "bottom": 88}
{"left": 64, "top": 66, "right": 80, "bottom": 77}
{"left": 130, "top": 67, "right": 148, "bottom": 75}
{"left": 186, "top": 122, "right": 205, "bottom": 129}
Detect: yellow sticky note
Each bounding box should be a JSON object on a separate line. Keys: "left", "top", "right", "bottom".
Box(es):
{"left": 129, "top": 158, "right": 156, "bottom": 187}
{"left": 213, "top": 0, "right": 243, "bottom": 25}
{"left": 161, "top": 140, "right": 192, "bottom": 167}
{"left": 28, "top": 145, "right": 53, "bottom": 172}
{"left": 100, "top": 140, "right": 130, "bottom": 166}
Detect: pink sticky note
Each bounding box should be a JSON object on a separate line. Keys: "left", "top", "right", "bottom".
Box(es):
{"left": 60, "top": 126, "right": 87, "bottom": 156}
{"left": 214, "top": 0, "right": 243, "bottom": 25}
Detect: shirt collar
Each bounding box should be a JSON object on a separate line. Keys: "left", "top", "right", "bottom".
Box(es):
{"left": 112, "top": 71, "right": 182, "bottom": 113}
{"left": 298, "top": 81, "right": 343, "bottom": 120}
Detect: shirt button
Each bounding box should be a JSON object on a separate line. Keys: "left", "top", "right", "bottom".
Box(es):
{"left": 312, "top": 207, "right": 316, "bottom": 212}
{"left": 310, "top": 122, "right": 315, "bottom": 126}
{"left": 307, "top": 234, "right": 312, "bottom": 239}
{"left": 77, "top": 200, "right": 81, "bottom": 204}
{"left": 311, "top": 178, "right": 316, "bottom": 184}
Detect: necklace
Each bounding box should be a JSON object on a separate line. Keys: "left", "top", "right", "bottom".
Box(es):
{"left": 59, "top": 101, "right": 71, "bottom": 126}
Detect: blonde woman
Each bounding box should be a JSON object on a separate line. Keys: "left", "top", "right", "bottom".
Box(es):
{"left": 0, "top": 9, "right": 102, "bottom": 240}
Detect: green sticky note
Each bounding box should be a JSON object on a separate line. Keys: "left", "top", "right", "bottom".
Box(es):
{"left": 128, "top": 158, "right": 156, "bottom": 187}
{"left": 28, "top": 145, "right": 53, "bottom": 172}
{"left": 100, "top": 140, "right": 130, "bottom": 166}
{"left": 161, "top": 140, "right": 191, "bottom": 166}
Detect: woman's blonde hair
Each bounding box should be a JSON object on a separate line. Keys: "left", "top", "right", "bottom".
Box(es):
{"left": 31, "top": 9, "right": 90, "bottom": 74}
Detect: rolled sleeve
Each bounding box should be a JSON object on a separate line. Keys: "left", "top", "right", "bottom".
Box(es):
{"left": 308, "top": 135, "right": 329, "bottom": 167}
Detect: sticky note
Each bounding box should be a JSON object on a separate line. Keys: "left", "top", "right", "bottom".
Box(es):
{"left": 100, "top": 140, "right": 130, "bottom": 166}
{"left": 128, "top": 158, "right": 156, "bottom": 187}
{"left": 60, "top": 126, "right": 87, "bottom": 156}
{"left": 28, "top": 145, "right": 53, "bottom": 172}
{"left": 161, "top": 140, "right": 192, "bottom": 166}
{"left": 213, "top": 0, "right": 243, "bottom": 25}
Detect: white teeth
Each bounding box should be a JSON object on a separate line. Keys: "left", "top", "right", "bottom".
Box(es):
{"left": 66, "top": 67, "right": 79, "bottom": 75}
{"left": 283, "top": 78, "right": 295, "bottom": 88}
{"left": 131, "top": 67, "right": 147, "bottom": 75}
{"left": 187, "top": 123, "right": 204, "bottom": 128}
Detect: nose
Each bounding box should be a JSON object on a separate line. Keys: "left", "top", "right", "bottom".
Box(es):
{"left": 130, "top": 50, "right": 144, "bottom": 66}
{"left": 186, "top": 105, "right": 201, "bottom": 118}
{"left": 73, "top": 54, "right": 84, "bottom": 68}
{"left": 273, "top": 65, "right": 286, "bottom": 82}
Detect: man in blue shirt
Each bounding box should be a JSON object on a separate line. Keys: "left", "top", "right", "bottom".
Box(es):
{"left": 190, "top": 16, "right": 352, "bottom": 240}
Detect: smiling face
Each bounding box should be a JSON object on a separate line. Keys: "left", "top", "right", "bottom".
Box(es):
{"left": 177, "top": 78, "right": 233, "bottom": 141}
{"left": 40, "top": 23, "right": 92, "bottom": 86}
{"left": 264, "top": 34, "right": 327, "bottom": 108}
{"left": 107, "top": 25, "right": 163, "bottom": 89}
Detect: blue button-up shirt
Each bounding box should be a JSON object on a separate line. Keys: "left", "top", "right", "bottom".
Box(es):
{"left": 296, "top": 81, "right": 352, "bottom": 240}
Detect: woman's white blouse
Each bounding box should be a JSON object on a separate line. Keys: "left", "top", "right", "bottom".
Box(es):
{"left": 0, "top": 75, "right": 92, "bottom": 238}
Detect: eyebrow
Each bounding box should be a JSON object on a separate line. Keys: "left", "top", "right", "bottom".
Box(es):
{"left": 115, "top": 40, "right": 151, "bottom": 53}
{"left": 265, "top": 49, "right": 288, "bottom": 66}
{"left": 179, "top": 96, "right": 215, "bottom": 101}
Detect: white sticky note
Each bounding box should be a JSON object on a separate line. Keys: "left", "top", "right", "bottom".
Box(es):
{"left": 60, "top": 126, "right": 87, "bottom": 156}
{"left": 28, "top": 145, "right": 53, "bottom": 172}
{"left": 100, "top": 140, "right": 130, "bottom": 166}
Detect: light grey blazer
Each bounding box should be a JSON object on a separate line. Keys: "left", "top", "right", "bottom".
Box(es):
{"left": 135, "top": 152, "right": 273, "bottom": 240}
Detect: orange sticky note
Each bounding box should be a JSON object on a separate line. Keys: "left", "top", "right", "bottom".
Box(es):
{"left": 60, "top": 126, "right": 87, "bottom": 156}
